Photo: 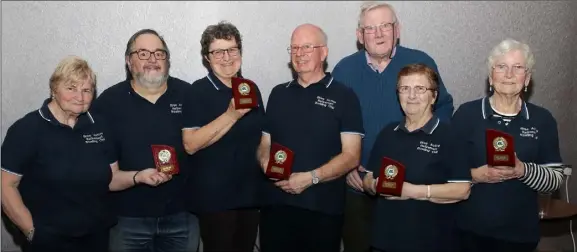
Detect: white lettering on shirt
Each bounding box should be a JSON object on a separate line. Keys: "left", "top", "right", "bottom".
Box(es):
{"left": 417, "top": 141, "right": 440, "bottom": 154}
{"left": 520, "top": 126, "right": 539, "bottom": 140}
{"left": 83, "top": 132, "right": 105, "bottom": 144}
{"left": 170, "top": 103, "right": 182, "bottom": 114}
{"left": 314, "top": 96, "right": 336, "bottom": 110}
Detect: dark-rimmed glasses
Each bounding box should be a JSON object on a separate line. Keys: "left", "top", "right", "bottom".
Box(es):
{"left": 209, "top": 47, "right": 240, "bottom": 59}
{"left": 130, "top": 49, "right": 168, "bottom": 60}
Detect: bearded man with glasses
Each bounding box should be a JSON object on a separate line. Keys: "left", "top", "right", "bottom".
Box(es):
{"left": 332, "top": 2, "right": 455, "bottom": 252}
{"left": 91, "top": 29, "right": 200, "bottom": 252}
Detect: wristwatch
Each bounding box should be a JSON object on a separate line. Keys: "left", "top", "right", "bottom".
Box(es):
{"left": 26, "top": 228, "right": 35, "bottom": 242}
{"left": 311, "top": 170, "right": 319, "bottom": 185}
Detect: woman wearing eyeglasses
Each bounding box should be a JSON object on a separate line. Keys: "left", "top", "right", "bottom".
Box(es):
{"left": 362, "top": 63, "right": 471, "bottom": 252}
{"left": 452, "top": 39, "right": 565, "bottom": 252}
{"left": 181, "top": 21, "right": 265, "bottom": 252}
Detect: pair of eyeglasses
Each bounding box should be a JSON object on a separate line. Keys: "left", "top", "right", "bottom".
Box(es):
{"left": 362, "top": 22, "right": 395, "bottom": 34}
{"left": 287, "top": 44, "right": 325, "bottom": 54}
{"left": 397, "top": 85, "right": 436, "bottom": 94}
{"left": 492, "top": 64, "right": 528, "bottom": 75}
{"left": 209, "top": 47, "right": 240, "bottom": 59}
{"left": 130, "top": 49, "right": 168, "bottom": 60}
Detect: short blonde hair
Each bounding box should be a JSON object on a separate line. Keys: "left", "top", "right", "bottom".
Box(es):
{"left": 358, "top": 1, "right": 399, "bottom": 28}
{"left": 487, "top": 38, "right": 535, "bottom": 77}
{"left": 49, "top": 55, "right": 96, "bottom": 92}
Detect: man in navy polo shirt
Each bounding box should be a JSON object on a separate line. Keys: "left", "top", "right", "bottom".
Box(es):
{"left": 91, "top": 29, "right": 199, "bottom": 252}
{"left": 332, "top": 2, "right": 454, "bottom": 252}
{"left": 256, "top": 23, "right": 364, "bottom": 252}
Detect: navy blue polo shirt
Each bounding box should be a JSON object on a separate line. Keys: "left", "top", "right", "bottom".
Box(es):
{"left": 182, "top": 71, "right": 267, "bottom": 214}
{"left": 366, "top": 116, "right": 471, "bottom": 251}
{"left": 90, "top": 76, "right": 191, "bottom": 218}
{"left": 262, "top": 73, "right": 364, "bottom": 215}
{"left": 453, "top": 97, "right": 563, "bottom": 243}
{"left": 1, "top": 99, "right": 116, "bottom": 236}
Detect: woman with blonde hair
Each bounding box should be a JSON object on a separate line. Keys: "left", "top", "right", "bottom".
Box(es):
{"left": 1, "top": 56, "right": 170, "bottom": 252}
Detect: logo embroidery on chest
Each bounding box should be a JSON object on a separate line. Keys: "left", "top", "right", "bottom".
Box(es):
{"left": 314, "top": 96, "right": 336, "bottom": 110}
{"left": 416, "top": 141, "right": 440, "bottom": 154}
{"left": 519, "top": 126, "right": 539, "bottom": 140}
{"left": 82, "top": 132, "right": 105, "bottom": 144}
{"left": 170, "top": 103, "right": 182, "bottom": 114}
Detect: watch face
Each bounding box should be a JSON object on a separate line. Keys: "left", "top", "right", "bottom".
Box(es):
{"left": 311, "top": 171, "right": 319, "bottom": 184}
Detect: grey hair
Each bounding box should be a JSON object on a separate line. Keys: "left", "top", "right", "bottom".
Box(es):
{"left": 358, "top": 1, "right": 399, "bottom": 28}
{"left": 487, "top": 38, "right": 535, "bottom": 77}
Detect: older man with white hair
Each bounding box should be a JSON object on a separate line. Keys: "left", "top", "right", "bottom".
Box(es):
{"left": 332, "top": 2, "right": 455, "bottom": 252}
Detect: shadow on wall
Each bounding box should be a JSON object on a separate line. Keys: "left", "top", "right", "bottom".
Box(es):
{"left": 484, "top": 77, "right": 535, "bottom": 101}
{"left": 2, "top": 211, "right": 27, "bottom": 250}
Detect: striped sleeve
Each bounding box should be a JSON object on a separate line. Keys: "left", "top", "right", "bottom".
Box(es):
{"left": 519, "top": 162, "right": 564, "bottom": 192}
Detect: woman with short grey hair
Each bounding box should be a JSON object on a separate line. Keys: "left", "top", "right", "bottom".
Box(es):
{"left": 452, "top": 39, "right": 565, "bottom": 252}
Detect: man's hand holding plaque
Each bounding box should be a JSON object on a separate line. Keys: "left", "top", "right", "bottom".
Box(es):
{"left": 231, "top": 77, "right": 258, "bottom": 109}
{"left": 265, "top": 143, "right": 294, "bottom": 181}
{"left": 375, "top": 157, "right": 405, "bottom": 197}
{"left": 485, "top": 129, "right": 515, "bottom": 167}
{"left": 151, "top": 145, "right": 180, "bottom": 175}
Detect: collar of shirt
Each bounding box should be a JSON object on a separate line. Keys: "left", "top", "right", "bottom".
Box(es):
{"left": 207, "top": 71, "right": 232, "bottom": 91}
{"left": 394, "top": 114, "right": 440, "bottom": 135}
{"left": 365, "top": 46, "right": 397, "bottom": 73}
{"left": 38, "top": 98, "right": 95, "bottom": 128}
{"left": 125, "top": 77, "right": 177, "bottom": 98}
{"left": 286, "top": 72, "right": 334, "bottom": 88}
{"left": 481, "top": 96, "right": 530, "bottom": 120}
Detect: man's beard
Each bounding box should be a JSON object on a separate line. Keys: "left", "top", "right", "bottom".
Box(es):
{"left": 135, "top": 71, "right": 168, "bottom": 88}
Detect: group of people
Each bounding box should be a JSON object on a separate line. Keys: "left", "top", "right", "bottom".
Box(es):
{"left": 0, "top": 1, "right": 567, "bottom": 252}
